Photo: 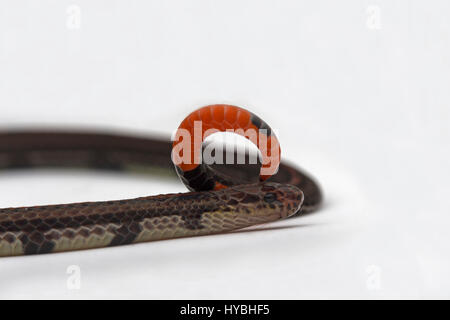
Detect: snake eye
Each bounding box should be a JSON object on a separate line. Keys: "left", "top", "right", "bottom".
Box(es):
{"left": 263, "top": 192, "right": 277, "bottom": 203}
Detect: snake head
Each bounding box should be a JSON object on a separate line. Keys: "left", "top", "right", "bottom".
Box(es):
{"left": 225, "top": 182, "right": 304, "bottom": 219}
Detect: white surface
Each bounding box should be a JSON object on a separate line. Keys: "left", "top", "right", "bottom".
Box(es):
{"left": 0, "top": 0, "right": 449, "bottom": 299}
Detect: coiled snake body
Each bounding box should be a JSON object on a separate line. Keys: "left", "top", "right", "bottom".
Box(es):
{"left": 0, "top": 105, "right": 322, "bottom": 256}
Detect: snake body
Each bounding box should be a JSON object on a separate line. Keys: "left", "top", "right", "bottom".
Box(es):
{"left": 0, "top": 105, "right": 322, "bottom": 256}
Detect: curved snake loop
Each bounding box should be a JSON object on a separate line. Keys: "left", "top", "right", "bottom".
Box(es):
{"left": 0, "top": 105, "right": 322, "bottom": 256}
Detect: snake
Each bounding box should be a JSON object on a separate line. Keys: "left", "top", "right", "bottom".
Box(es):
{"left": 0, "top": 104, "right": 322, "bottom": 256}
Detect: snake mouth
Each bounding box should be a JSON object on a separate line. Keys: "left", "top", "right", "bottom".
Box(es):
{"left": 278, "top": 184, "right": 304, "bottom": 218}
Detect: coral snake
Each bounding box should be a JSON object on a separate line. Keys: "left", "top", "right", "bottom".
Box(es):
{"left": 0, "top": 104, "right": 322, "bottom": 256}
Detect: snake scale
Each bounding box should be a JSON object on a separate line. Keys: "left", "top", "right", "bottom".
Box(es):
{"left": 0, "top": 105, "right": 322, "bottom": 256}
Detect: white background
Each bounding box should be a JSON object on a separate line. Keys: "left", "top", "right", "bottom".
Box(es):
{"left": 0, "top": 0, "right": 449, "bottom": 299}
